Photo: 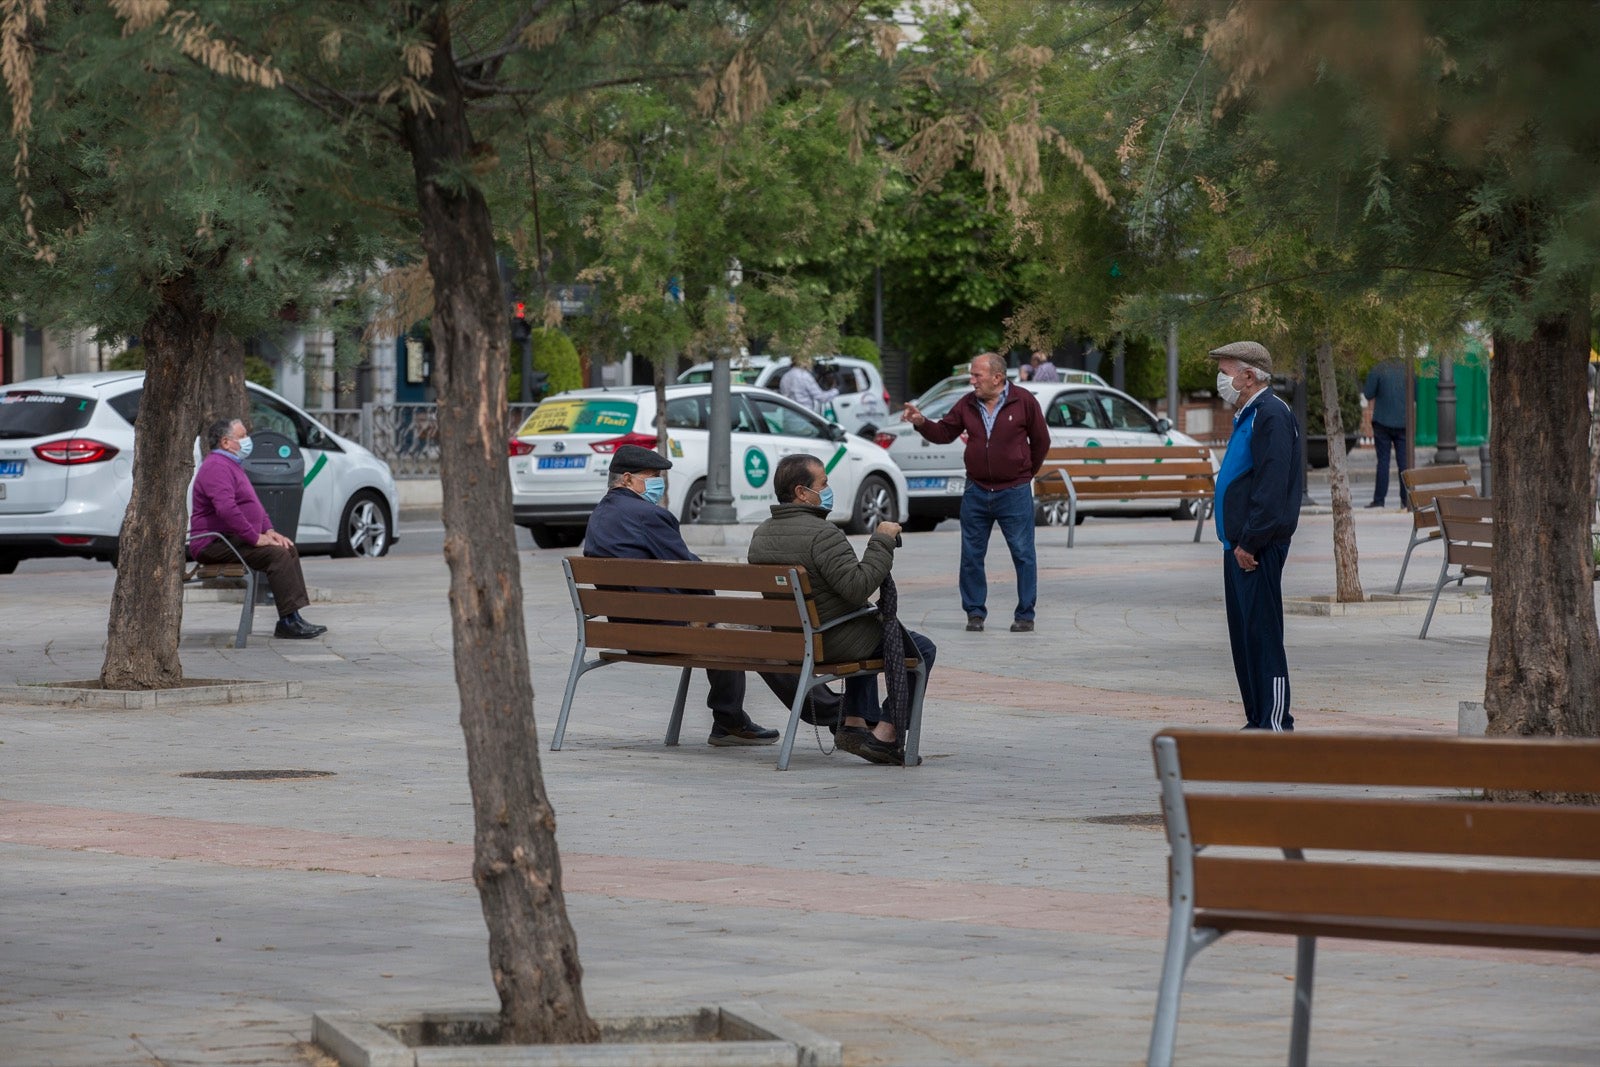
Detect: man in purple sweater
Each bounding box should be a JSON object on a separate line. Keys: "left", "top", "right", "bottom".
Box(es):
{"left": 902, "top": 352, "right": 1050, "bottom": 633}
{"left": 191, "top": 419, "right": 327, "bottom": 639}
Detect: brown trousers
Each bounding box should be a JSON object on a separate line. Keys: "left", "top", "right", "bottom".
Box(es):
{"left": 195, "top": 537, "right": 309, "bottom": 618}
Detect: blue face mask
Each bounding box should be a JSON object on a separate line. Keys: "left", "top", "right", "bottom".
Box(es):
{"left": 814, "top": 485, "right": 834, "bottom": 512}
{"left": 641, "top": 476, "right": 666, "bottom": 505}
{"left": 237, "top": 435, "right": 254, "bottom": 459}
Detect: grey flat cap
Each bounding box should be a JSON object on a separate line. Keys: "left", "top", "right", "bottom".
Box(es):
{"left": 608, "top": 443, "right": 673, "bottom": 474}
{"left": 1207, "top": 341, "right": 1272, "bottom": 374}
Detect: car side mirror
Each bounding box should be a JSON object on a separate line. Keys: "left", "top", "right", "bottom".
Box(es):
{"left": 825, "top": 423, "right": 846, "bottom": 442}
{"left": 1155, "top": 418, "right": 1172, "bottom": 435}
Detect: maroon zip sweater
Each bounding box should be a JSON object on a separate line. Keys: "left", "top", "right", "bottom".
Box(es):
{"left": 915, "top": 386, "right": 1050, "bottom": 491}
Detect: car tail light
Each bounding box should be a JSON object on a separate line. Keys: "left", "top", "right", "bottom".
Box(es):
{"left": 33, "top": 438, "right": 119, "bottom": 465}
{"left": 883, "top": 389, "right": 891, "bottom": 406}
{"left": 508, "top": 438, "right": 535, "bottom": 456}
{"left": 54, "top": 535, "right": 94, "bottom": 545}
{"left": 874, "top": 431, "right": 896, "bottom": 450}
{"left": 590, "top": 432, "right": 659, "bottom": 454}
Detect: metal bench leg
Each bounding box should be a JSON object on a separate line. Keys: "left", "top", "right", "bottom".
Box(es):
{"left": 1288, "top": 935, "right": 1316, "bottom": 1067}
{"left": 1418, "top": 552, "right": 1453, "bottom": 639}
{"left": 1393, "top": 528, "right": 1425, "bottom": 593}
{"left": 552, "top": 639, "right": 594, "bottom": 752}
{"left": 664, "top": 667, "right": 693, "bottom": 746}
{"left": 1067, "top": 500, "right": 1078, "bottom": 548}
{"left": 1192, "top": 500, "right": 1207, "bottom": 543}
{"left": 234, "top": 569, "right": 257, "bottom": 649}
{"left": 774, "top": 668, "right": 812, "bottom": 772}
{"left": 902, "top": 659, "right": 927, "bottom": 768}
{"left": 1147, "top": 912, "right": 1222, "bottom": 1067}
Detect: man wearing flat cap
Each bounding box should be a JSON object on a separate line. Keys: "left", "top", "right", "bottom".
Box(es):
{"left": 583, "top": 443, "right": 840, "bottom": 746}
{"left": 1208, "top": 341, "right": 1304, "bottom": 731}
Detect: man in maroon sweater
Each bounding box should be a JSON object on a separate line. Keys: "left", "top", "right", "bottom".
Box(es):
{"left": 191, "top": 418, "right": 327, "bottom": 639}
{"left": 902, "top": 353, "right": 1049, "bottom": 632}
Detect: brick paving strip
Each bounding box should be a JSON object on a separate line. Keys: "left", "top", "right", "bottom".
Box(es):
{"left": 4, "top": 798, "right": 1590, "bottom": 971}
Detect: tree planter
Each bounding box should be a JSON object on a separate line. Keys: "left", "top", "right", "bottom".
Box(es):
{"left": 1305, "top": 433, "right": 1361, "bottom": 470}
{"left": 312, "top": 1003, "right": 841, "bottom": 1067}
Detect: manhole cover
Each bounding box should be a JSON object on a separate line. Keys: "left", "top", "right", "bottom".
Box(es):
{"left": 1082, "top": 813, "right": 1166, "bottom": 828}
{"left": 179, "top": 770, "right": 335, "bottom": 781}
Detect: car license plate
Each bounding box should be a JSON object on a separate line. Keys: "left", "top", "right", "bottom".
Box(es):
{"left": 537, "top": 455, "right": 587, "bottom": 471}
{"left": 905, "top": 477, "right": 948, "bottom": 491}
{"left": 0, "top": 460, "right": 22, "bottom": 477}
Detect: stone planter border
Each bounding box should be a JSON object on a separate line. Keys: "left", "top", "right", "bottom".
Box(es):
{"left": 312, "top": 1003, "right": 841, "bottom": 1067}
{"left": 0, "top": 679, "right": 302, "bottom": 709}
{"left": 1284, "top": 592, "right": 1486, "bottom": 618}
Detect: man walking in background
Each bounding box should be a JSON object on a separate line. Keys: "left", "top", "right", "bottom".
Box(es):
{"left": 1362, "top": 356, "right": 1411, "bottom": 508}
{"left": 1209, "top": 341, "right": 1303, "bottom": 731}
{"left": 901, "top": 352, "right": 1049, "bottom": 633}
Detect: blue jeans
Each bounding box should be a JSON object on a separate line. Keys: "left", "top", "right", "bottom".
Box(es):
{"left": 846, "top": 630, "right": 938, "bottom": 724}
{"left": 958, "top": 483, "right": 1037, "bottom": 622}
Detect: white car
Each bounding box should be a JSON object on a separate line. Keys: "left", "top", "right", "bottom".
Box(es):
{"left": 912, "top": 367, "right": 1108, "bottom": 409}
{"left": 0, "top": 372, "right": 400, "bottom": 572}
{"left": 508, "top": 384, "right": 909, "bottom": 549}
{"left": 876, "top": 381, "right": 1214, "bottom": 531}
{"left": 677, "top": 354, "right": 891, "bottom": 434}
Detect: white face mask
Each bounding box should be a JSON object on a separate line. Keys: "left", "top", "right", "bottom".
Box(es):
{"left": 1216, "top": 370, "right": 1241, "bottom": 407}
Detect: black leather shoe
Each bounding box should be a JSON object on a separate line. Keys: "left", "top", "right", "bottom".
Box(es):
{"left": 1010, "top": 619, "right": 1034, "bottom": 632}
{"left": 1364, "top": 501, "right": 1385, "bottom": 508}
{"left": 708, "top": 718, "right": 779, "bottom": 746}
{"left": 836, "top": 726, "right": 902, "bottom": 765}
{"left": 966, "top": 615, "right": 985, "bottom": 632}
{"left": 273, "top": 616, "right": 328, "bottom": 639}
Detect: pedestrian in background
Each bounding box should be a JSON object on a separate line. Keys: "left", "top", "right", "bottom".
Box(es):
{"left": 1029, "top": 350, "right": 1060, "bottom": 383}
{"left": 1209, "top": 341, "right": 1303, "bottom": 731}
{"left": 1361, "top": 356, "right": 1410, "bottom": 508}
{"left": 901, "top": 352, "right": 1049, "bottom": 633}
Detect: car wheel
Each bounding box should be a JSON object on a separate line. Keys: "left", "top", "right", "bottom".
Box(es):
{"left": 847, "top": 475, "right": 895, "bottom": 535}
{"left": 902, "top": 516, "right": 940, "bottom": 533}
{"left": 335, "top": 490, "right": 392, "bottom": 558}
{"left": 1036, "top": 500, "right": 1073, "bottom": 527}
{"left": 0, "top": 553, "right": 18, "bottom": 575}
{"left": 680, "top": 479, "right": 707, "bottom": 525}
{"left": 528, "top": 524, "right": 567, "bottom": 550}
{"left": 1170, "top": 498, "right": 1200, "bottom": 521}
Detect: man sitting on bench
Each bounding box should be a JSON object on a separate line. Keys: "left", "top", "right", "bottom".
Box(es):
{"left": 191, "top": 418, "right": 328, "bottom": 640}
{"left": 582, "top": 444, "right": 843, "bottom": 747}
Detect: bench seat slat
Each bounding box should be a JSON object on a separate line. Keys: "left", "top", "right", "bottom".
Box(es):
{"left": 567, "top": 557, "right": 808, "bottom": 594}
{"left": 1193, "top": 910, "right": 1600, "bottom": 953}
{"left": 597, "top": 651, "right": 917, "bottom": 677}
{"left": 578, "top": 589, "right": 807, "bottom": 628}
{"left": 1165, "top": 732, "right": 1600, "bottom": 793}
{"left": 585, "top": 621, "right": 814, "bottom": 661}
{"left": 1186, "top": 795, "right": 1600, "bottom": 860}
{"left": 1193, "top": 856, "right": 1600, "bottom": 930}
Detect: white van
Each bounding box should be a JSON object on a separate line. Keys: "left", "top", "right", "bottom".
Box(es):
{"left": 677, "top": 355, "right": 891, "bottom": 434}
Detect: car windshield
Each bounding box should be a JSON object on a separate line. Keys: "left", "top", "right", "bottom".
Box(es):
{"left": 0, "top": 391, "right": 97, "bottom": 438}
{"left": 678, "top": 367, "right": 763, "bottom": 385}
{"left": 516, "top": 397, "right": 639, "bottom": 436}
{"left": 922, "top": 390, "right": 967, "bottom": 418}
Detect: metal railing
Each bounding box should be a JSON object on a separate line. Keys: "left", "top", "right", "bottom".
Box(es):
{"left": 307, "top": 403, "right": 538, "bottom": 478}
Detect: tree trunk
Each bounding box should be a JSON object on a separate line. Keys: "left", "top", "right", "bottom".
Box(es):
{"left": 198, "top": 332, "right": 249, "bottom": 437}
{"left": 1485, "top": 279, "right": 1600, "bottom": 740}
{"left": 100, "top": 271, "right": 218, "bottom": 689}
{"left": 398, "top": 4, "right": 598, "bottom": 1046}
{"left": 1315, "top": 337, "right": 1363, "bottom": 602}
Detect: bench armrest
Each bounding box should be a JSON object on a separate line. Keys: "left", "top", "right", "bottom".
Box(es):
{"left": 185, "top": 531, "right": 251, "bottom": 570}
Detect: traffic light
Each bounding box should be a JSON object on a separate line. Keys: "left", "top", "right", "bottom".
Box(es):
{"left": 511, "top": 300, "right": 532, "bottom": 342}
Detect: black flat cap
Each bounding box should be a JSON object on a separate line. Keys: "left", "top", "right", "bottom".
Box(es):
{"left": 609, "top": 443, "right": 672, "bottom": 474}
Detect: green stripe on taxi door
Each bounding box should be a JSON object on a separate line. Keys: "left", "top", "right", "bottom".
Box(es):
{"left": 303, "top": 453, "right": 327, "bottom": 488}
{"left": 823, "top": 445, "right": 847, "bottom": 474}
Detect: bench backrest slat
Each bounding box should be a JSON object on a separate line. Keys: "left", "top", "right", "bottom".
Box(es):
{"left": 1043, "top": 445, "right": 1213, "bottom": 462}
{"left": 566, "top": 557, "right": 810, "bottom": 595}
{"left": 1402, "top": 464, "right": 1477, "bottom": 530}
{"left": 1034, "top": 475, "right": 1216, "bottom": 498}
{"left": 1158, "top": 731, "right": 1600, "bottom": 793}
{"left": 1036, "top": 460, "right": 1215, "bottom": 479}
{"left": 585, "top": 620, "right": 813, "bottom": 661}
{"left": 1194, "top": 856, "right": 1600, "bottom": 931}
{"left": 1186, "top": 794, "right": 1600, "bottom": 860}
{"left": 576, "top": 589, "right": 805, "bottom": 629}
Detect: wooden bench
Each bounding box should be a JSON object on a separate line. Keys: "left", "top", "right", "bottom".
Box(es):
{"left": 554, "top": 557, "right": 926, "bottom": 771}
{"left": 1393, "top": 463, "right": 1479, "bottom": 592}
{"left": 1033, "top": 445, "right": 1215, "bottom": 547}
{"left": 1148, "top": 729, "right": 1600, "bottom": 1067}
{"left": 1418, "top": 494, "right": 1493, "bottom": 639}
{"left": 184, "top": 532, "right": 259, "bottom": 649}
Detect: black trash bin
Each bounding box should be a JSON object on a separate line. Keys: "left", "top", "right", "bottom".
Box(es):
{"left": 242, "top": 430, "right": 305, "bottom": 539}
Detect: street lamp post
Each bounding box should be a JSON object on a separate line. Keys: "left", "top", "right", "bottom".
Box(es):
{"left": 700, "top": 262, "right": 741, "bottom": 525}
{"left": 1434, "top": 350, "right": 1460, "bottom": 464}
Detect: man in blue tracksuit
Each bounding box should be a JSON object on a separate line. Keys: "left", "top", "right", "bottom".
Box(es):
{"left": 1208, "top": 341, "right": 1303, "bottom": 731}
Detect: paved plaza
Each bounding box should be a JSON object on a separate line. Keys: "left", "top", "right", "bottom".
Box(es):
{"left": 2, "top": 476, "right": 1595, "bottom": 1065}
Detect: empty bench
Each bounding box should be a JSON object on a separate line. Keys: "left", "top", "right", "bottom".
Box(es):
{"left": 1033, "top": 446, "right": 1215, "bottom": 547}
{"left": 184, "top": 532, "right": 259, "bottom": 648}
{"left": 554, "top": 557, "right": 926, "bottom": 771}
{"left": 1418, "top": 494, "right": 1493, "bottom": 639}
{"left": 1148, "top": 729, "right": 1600, "bottom": 1067}
{"left": 1394, "top": 463, "right": 1480, "bottom": 592}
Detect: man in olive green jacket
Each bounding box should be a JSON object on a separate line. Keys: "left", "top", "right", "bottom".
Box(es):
{"left": 748, "top": 453, "right": 936, "bottom": 765}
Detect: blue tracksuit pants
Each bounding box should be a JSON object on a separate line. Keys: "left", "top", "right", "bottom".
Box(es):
{"left": 1222, "top": 543, "right": 1293, "bottom": 731}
